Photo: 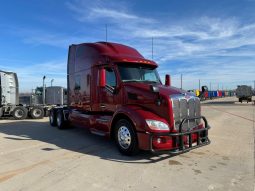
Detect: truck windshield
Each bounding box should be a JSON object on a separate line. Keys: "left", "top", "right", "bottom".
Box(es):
{"left": 118, "top": 63, "right": 161, "bottom": 84}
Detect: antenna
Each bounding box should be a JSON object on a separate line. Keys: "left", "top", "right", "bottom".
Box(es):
{"left": 105, "top": 24, "right": 108, "bottom": 43}
{"left": 151, "top": 37, "right": 154, "bottom": 60}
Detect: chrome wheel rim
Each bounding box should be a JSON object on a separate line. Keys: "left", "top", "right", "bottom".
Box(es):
{"left": 118, "top": 126, "right": 131, "bottom": 149}
{"left": 15, "top": 109, "right": 24, "bottom": 118}
{"left": 33, "top": 109, "right": 42, "bottom": 118}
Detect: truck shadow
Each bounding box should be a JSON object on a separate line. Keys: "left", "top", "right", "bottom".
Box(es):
{"left": 0, "top": 119, "right": 174, "bottom": 164}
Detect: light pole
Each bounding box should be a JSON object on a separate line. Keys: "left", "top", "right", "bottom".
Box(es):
{"left": 51, "top": 79, "right": 54, "bottom": 87}
{"left": 43, "top": 76, "right": 46, "bottom": 105}
{"left": 180, "top": 74, "right": 183, "bottom": 90}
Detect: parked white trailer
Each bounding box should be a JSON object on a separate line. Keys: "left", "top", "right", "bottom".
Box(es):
{"left": 0, "top": 70, "right": 46, "bottom": 119}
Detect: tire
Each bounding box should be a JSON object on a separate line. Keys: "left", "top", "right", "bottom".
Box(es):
{"left": 49, "top": 110, "right": 57, "bottom": 126}
{"left": 114, "top": 119, "right": 139, "bottom": 156}
{"left": 56, "top": 111, "right": 68, "bottom": 129}
{"left": 0, "top": 108, "right": 3, "bottom": 118}
{"left": 30, "top": 106, "right": 44, "bottom": 119}
{"left": 44, "top": 109, "right": 50, "bottom": 117}
{"left": 12, "top": 106, "right": 28, "bottom": 120}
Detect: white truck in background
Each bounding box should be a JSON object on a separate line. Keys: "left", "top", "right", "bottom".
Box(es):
{"left": 0, "top": 70, "right": 66, "bottom": 119}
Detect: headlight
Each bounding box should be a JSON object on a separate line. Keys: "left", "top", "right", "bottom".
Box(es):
{"left": 146, "top": 120, "right": 169, "bottom": 131}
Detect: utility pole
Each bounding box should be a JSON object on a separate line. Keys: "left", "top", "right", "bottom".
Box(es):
{"left": 43, "top": 76, "right": 46, "bottom": 105}
{"left": 218, "top": 83, "right": 219, "bottom": 90}
{"left": 181, "top": 74, "right": 183, "bottom": 90}
{"left": 105, "top": 24, "right": 108, "bottom": 43}
{"left": 51, "top": 79, "right": 54, "bottom": 87}
{"left": 199, "top": 79, "right": 201, "bottom": 90}
{"left": 210, "top": 82, "right": 211, "bottom": 91}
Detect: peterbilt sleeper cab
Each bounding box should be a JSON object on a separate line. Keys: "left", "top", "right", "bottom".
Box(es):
{"left": 49, "top": 42, "right": 210, "bottom": 155}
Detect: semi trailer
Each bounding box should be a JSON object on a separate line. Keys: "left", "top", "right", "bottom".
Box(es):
{"left": 0, "top": 70, "right": 45, "bottom": 119}
{"left": 0, "top": 70, "right": 65, "bottom": 119}
{"left": 49, "top": 42, "right": 211, "bottom": 155}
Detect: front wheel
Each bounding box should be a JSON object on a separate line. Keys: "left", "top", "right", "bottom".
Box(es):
{"left": 114, "top": 119, "right": 139, "bottom": 156}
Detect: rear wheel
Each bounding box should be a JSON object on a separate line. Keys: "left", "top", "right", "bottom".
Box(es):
{"left": 114, "top": 119, "right": 139, "bottom": 156}
{"left": 56, "top": 111, "right": 68, "bottom": 129}
{"left": 49, "top": 110, "right": 57, "bottom": 126}
{"left": 30, "top": 106, "right": 44, "bottom": 119}
{"left": 12, "top": 106, "right": 28, "bottom": 120}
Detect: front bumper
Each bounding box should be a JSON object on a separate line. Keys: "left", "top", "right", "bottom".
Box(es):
{"left": 148, "top": 116, "right": 211, "bottom": 154}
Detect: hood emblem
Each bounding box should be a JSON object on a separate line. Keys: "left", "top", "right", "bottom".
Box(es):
{"left": 182, "top": 93, "right": 191, "bottom": 99}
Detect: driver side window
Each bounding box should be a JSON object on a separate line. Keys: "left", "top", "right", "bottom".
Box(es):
{"left": 105, "top": 67, "right": 116, "bottom": 88}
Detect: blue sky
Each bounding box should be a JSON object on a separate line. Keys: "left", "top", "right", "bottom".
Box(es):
{"left": 0, "top": 0, "right": 254, "bottom": 92}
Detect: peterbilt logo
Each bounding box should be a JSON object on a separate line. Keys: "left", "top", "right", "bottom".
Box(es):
{"left": 182, "top": 93, "right": 191, "bottom": 99}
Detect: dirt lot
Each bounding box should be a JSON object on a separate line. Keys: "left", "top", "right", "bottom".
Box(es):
{"left": 0, "top": 97, "right": 254, "bottom": 191}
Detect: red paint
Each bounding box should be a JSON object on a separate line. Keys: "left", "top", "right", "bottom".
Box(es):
{"left": 165, "top": 74, "right": 171, "bottom": 86}
{"left": 66, "top": 42, "right": 207, "bottom": 151}
{"left": 99, "top": 68, "right": 106, "bottom": 87}
{"left": 205, "top": 92, "right": 208, "bottom": 98}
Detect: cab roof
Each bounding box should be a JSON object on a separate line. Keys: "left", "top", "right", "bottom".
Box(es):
{"left": 72, "top": 42, "right": 158, "bottom": 67}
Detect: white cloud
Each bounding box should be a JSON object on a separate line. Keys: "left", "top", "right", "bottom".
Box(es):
{"left": 0, "top": 60, "right": 67, "bottom": 92}
{"left": 66, "top": 0, "right": 155, "bottom": 24}
{"left": 4, "top": 1, "right": 254, "bottom": 91}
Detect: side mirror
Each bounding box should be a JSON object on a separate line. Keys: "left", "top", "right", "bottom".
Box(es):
{"left": 165, "top": 74, "right": 171, "bottom": 86}
{"left": 99, "top": 68, "right": 106, "bottom": 87}
{"left": 202, "top": 86, "right": 208, "bottom": 92}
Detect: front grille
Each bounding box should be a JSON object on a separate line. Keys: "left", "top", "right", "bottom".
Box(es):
{"left": 170, "top": 94, "right": 201, "bottom": 131}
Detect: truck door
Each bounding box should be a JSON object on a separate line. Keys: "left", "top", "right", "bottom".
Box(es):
{"left": 99, "top": 67, "right": 117, "bottom": 113}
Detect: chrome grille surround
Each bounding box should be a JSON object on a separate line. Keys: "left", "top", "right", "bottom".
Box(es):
{"left": 170, "top": 94, "right": 201, "bottom": 131}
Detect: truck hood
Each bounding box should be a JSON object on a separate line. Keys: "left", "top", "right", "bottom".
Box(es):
{"left": 124, "top": 82, "right": 189, "bottom": 98}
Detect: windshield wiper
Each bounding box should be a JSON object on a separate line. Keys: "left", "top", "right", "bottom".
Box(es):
{"left": 122, "top": 80, "right": 143, "bottom": 82}
{"left": 122, "top": 79, "right": 159, "bottom": 84}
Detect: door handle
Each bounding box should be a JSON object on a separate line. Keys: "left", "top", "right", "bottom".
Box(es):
{"left": 100, "top": 104, "right": 106, "bottom": 108}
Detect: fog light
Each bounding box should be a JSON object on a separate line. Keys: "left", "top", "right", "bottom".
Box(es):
{"left": 157, "top": 138, "right": 162, "bottom": 143}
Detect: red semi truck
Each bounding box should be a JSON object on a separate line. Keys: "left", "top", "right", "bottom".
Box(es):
{"left": 49, "top": 42, "right": 210, "bottom": 155}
